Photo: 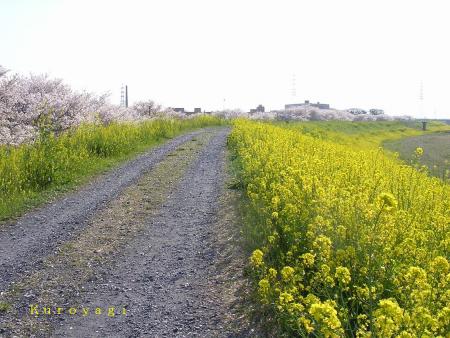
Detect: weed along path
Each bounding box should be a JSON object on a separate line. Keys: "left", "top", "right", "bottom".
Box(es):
{"left": 0, "top": 127, "right": 249, "bottom": 337}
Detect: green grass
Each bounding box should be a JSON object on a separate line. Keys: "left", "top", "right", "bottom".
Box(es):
{"left": 0, "top": 116, "right": 226, "bottom": 221}
{"left": 277, "top": 120, "right": 450, "bottom": 149}
{"left": 383, "top": 132, "right": 450, "bottom": 180}
{"left": 0, "top": 301, "right": 11, "bottom": 312}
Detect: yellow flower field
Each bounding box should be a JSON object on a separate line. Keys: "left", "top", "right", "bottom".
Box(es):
{"left": 229, "top": 120, "right": 450, "bottom": 337}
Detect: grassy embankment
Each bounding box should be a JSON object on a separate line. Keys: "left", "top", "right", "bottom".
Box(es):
{"left": 229, "top": 120, "right": 450, "bottom": 337}
{"left": 0, "top": 116, "right": 225, "bottom": 221}
{"left": 282, "top": 120, "right": 450, "bottom": 179}
{"left": 384, "top": 133, "right": 450, "bottom": 180}
{"left": 277, "top": 120, "right": 450, "bottom": 149}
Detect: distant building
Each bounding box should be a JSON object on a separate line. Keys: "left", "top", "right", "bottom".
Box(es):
{"left": 285, "top": 100, "right": 330, "bottom": 110}
{"left": 170, "top": 107, "right": 204, "bottom": 115}
{"left": 347, "top": 108, "right": 367, "bottom": 115}
{"left": 249, "top": 104, "right": 265, "bottom": 114}
{"left": 369, "top": 109, "right": 384, "bottom": 115}
{"left": 313, "top": 102, "right": 330, "bottom": 109}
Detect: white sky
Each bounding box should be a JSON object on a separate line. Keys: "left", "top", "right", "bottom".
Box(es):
{"left": 1, "top": 0, "right": 449, "bottom": 118}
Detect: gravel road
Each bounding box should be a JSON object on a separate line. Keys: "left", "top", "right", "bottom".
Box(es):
{"left": 0, "top": 127, "right": 251, "bottom": 337}
{"left": 0, "top": 130, "right": 206, "bottom": 293}
{"left": 53, "top": 127, "right": 237, "bottom": 337}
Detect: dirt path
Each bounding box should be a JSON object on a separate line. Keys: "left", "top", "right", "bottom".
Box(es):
{"left": 0, "top": 129, "right": 206, "bottom": 293}
{"left": 53, "top": 128, "right": 239, "bottom": 337}
{"left": 0, "top": 127, "right": 252, "bottom": 337}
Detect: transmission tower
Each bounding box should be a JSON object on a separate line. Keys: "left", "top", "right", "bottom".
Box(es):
{"left": 291, "top": 73, "right": 297, "bottom": 98}
{"left": 120, "top": 84, "right": 129, "bottom": 108}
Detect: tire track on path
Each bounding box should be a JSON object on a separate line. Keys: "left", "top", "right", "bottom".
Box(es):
{"left": 52, "top": 128, "right": 238, "bottom": 337}
{"left": 0, "top": 129, "right": 210, "bottom": 293}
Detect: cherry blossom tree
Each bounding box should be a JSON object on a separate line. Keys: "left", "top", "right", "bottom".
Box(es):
{"left": 0, "top": 65, "right": 8, "bottom": 78}
{"left": 0, "top": 71, "right": 112, "bottom": 144}
{"left": 0, "top": 67, "right": 169, "bottom": 145}
{"left": 132, "top": 100, "right": 162, "bottom": 119}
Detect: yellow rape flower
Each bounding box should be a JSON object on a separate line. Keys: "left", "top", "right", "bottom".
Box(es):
{"left": 258, "top": 278, "right": 270, "bottom": 296}
{"left": 415, "top": 147, "right": 424, "bottom": 156}
{"left": 335, "top": 266, "right": 351, "bottom": 285}
{"left": 309, "top": 300, "right": 343, "bottom": 336}
{"left": 281, "top": 266, "right": 295, "bottom": 281}
{"left": 373, "top": 298, "right": 404, "bottom": 337}
{"left": 279, "top": 292, "right": 294, "bottom": 305}
{"left": 250, "top": 249, "right": 264, "bottom": 267}
{"left": 299, "top": 317, "right": 314, "bottom": 334}
{"left": 229, "top": 120, "right": 450, "bottom": 336}
{"left": 377, "top": 192, "right": 398, "bottom": 211}
{"left": 301, "top": 253, "right": 315, "bottom": 267}
{"left": 268, "top": 268, "right": 277, "bottom": 279}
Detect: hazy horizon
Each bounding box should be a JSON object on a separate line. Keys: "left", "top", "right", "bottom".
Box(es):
{"left": 1, "top": 0, "right": 449, "bottom": 118}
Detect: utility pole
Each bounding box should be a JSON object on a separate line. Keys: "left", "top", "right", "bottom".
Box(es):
{"left": 419, "top": 81, "right": 427, "bottom": 130}
{"left": 419, "top": 80, "right": 424, "bottom": 118}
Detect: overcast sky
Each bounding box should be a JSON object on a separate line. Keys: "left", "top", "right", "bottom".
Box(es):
{"left": 1, "top": 0, "right": 449, "bottom": 118}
